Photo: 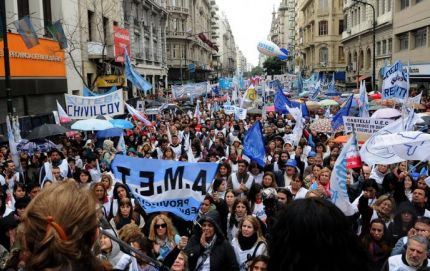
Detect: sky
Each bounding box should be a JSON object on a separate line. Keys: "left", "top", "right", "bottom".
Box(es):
{"left": 215, "top": 0, "right": 280, "bottom": 67}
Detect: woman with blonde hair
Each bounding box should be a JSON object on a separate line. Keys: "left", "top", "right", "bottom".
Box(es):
{"left": 22, "top": 180, "right": 110, "bottom": 271}
{"left": 231, "top": 215, "right": 267, "bottom": 271}
{"left": 359, "top": 193, "right": 395, "bottom": 238}
{"left": 148, "top": 214, "right": 181, "bottom": 261}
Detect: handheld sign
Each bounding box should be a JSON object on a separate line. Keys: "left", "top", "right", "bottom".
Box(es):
{"left": 111, "top": 155, "right": 219, "bottom": 221}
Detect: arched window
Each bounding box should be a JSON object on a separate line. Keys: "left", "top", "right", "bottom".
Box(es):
{"left": 319, "top": 47, "right": 328, "bottom": 64}
{"left": 319, "top": 21, "right": 328, "bottom": 36}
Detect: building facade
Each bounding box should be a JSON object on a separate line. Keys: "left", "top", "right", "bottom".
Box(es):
{"left": 236, "top": 48, "right": 247, "bottom": 76}
{"left": 216, "top": 13, "right": 237, "bottom": 78}
{"left": 342, "top": 0, "right": 392, "bottom": 91}
{"left": 392, "top": 0, "right": 430, "bottom": 93}
{"left": 299, "top": 0, "right": 345, "bottom": 78}
{"left": 0, "top": 0, "right": 69, "bottom": 121}
{"left": 123, "top": 0, "right": 168, "bottom": 95}
{"left": 166, "top": 0, "right": 218, "bottom": 84}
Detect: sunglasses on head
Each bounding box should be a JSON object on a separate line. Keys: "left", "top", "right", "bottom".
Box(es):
{"left": 155, "top": 223, "right": 167, "bottom": 229}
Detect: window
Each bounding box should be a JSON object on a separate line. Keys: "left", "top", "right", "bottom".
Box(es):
{"left": 88, "top": 10, "right": 94, "bottom": 41}
{"left": 319, "top": 0, "right": 328, "bottom": 12}
{"left": 338, "top": 46, "right": 345, "bottom": 63}
{"left": 400, "top": 0, "right": 409, "bottom": 10}
{"left": 388, "top": 39, "right": 392, "bottom": 53}
{"left": 382, "top": 40, "right": 387, "bottom": 54}
{"left": 319, "top": 47, "right": 328, "bottom": 64}
{"left": 376, "top": 41, "right": 381, "bottom": 55}
{"left": 319, "top": 21, "right": 328, "bottom": 36}
{"left": 399, "top": 33, "right": 409, "bottom": 51}
{"left": 17, "top": 0, "right": 29, "bottom": 19}
{"left": 103, "top": 17, "right": 109, "bottom": 42}
{"left": 414, "top": 28, "right": 427, "bottom": 48}
{"left": 172, "top": 45, "right": 178, "bottom": 58}
{"left": 339, "top": 20, "right": 344, "bottom": 35}
{"left": 415, "top": 0, "right": 422, "bottom": 3}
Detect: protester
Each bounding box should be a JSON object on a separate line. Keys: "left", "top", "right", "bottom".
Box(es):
{"left": 231, "top": 215, "right": 267, "bottom": 271}
{"left": 21, "top": 181, "right": 110, "bottom": 270}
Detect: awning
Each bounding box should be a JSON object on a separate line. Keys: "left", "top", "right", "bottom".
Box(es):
{"left": 355, "top": 75, "right": 370, "bottom": 83}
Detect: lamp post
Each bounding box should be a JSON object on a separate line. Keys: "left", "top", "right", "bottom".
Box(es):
{"left": 352, "top": 0, "right": 376, "bottom": 92}
{"left": 0, "top": 0, "right": 13, "bottom": 115}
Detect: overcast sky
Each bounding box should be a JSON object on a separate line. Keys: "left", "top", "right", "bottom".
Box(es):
{"left": 215, "top": 0, "right": 280, "bottom": 67}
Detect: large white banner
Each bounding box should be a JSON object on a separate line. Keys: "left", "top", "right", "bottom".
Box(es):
{"left": 65, "top": 89, "right": 124, "bottom": 119}
{"left": 342, "top": 116, "right": 394, "bottom": 134}
{"left": 382, "top": 60, "right": 408, "bottom": 101}
{"left": 171, "top": 82, "right": 209, "bottom": 99}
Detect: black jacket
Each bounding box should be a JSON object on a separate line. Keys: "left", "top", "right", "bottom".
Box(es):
{"left": 184, "top": 210, "right": 239, "bottom": 271}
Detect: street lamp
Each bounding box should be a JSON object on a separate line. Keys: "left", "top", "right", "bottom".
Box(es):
{"left": 352, "top": 0, "right": 376, "bottom": 92}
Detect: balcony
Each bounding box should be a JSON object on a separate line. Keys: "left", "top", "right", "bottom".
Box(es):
{"left": 87, "top": 41, "right": 107, "bottom": 58}
{"left": 166, "top": 6, "right": 189, "bottom": 14}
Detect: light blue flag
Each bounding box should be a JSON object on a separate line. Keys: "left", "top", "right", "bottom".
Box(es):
{"left": 359, "top": 81, "right": 369, "bottom": 117}
{"left": 124, "top": 48, "right": 152, "bottom": 93}
{"left": 111, "top": 155, "right": 219, "bottom": 221}
{"left": 331, "top": 94, "right": 353, "bottom": 130}
{"left": 330, "top": 135, "right": 356, "bottom": 215}
{"left": 83, "top": 86, "right": 96, "bottom": 96}
{"left": 13, "top": 16, "right": 39, "bottom": 49}
{"left": 243, "top": 121, "right": 266, "bottom": 167}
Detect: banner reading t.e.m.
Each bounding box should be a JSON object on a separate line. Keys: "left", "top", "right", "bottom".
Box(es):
{"left": 111, "top": 155, "right": 219, "bottom": 221}
{"left": 65, "top": 89, "right": 124, "bottom": 119}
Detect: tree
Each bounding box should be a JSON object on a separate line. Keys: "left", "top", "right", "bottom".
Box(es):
{"left": 251, "top": 66, "right": 264, "bottom": 76}
{"left": 61, "top": 0, "right": 122, "bottom": 90}
{"left": 263, "top": 56, "right": 284, "bottom": 75}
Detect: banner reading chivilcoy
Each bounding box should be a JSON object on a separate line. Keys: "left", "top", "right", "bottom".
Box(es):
{"left": 64, "top": 89, "right": 124, "bottom": 119}
{"left": 111, "top": 155, "right": 219, "bottom": 221}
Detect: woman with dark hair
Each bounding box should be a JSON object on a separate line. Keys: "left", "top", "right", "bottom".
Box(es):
{"left": 360, "top": 218, "right": 392, "bottom": 271}
{"left": 10, "top": 182, "right": 27, "bottom": 211}
{"left": 387, "top": 201, "right": 417, "bottom": 243}
{"left": 225, "top": 189, "right": 237, "bottom": 213}
{"left": 108, "top": 183, "right": 132, "bottom": 220}
{"left": 211, "top": 178, "right": 227, "bottom": 200}
{"left": 249, "top": 255, "right": 269, "bottom": 271}
{"left": 227, "top": 198, "right": 251, "bottom": 242}
{"left": 215, "top": 162, "right": 232, "bottom": 183}
{"left": 393, "top": 174, "right": 416, "bottom": 205}
{"left": 268, "top": 198, "right": 372, "bottom": 271}
{"left": 77, "top": 169, "right": 93, "bottom": 189}
{"left": 286, "top": 175, "right": 308, "bottom": 200}
{"left": 247, "top": 183, "right": 266, "bottom": 222}
{"left": 110, "top": 198, "right": 142, "bottom": 231}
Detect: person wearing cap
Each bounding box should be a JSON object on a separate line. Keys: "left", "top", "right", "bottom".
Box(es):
{"left": 275, "top": 159, "right": 298, "bottom": 188}
{"left": 303, "top": 151, "right": 317, "bottom": 177}
{"left": 184, "top": 210, "right": 239, "bottom": 271}
{"left": 38, "top": 148, "right": 72, "bottom": 185}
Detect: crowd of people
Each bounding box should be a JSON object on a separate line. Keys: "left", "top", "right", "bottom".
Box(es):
{"left": 0, "top": 93, "right": 430, "bottom": 271}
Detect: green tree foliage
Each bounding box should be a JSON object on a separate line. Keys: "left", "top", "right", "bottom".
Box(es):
{"left": 263, "top": 56, "right": 283, "bottom": 75}
{"left": 251, "top": 66, "right": 264, "bottom": 76}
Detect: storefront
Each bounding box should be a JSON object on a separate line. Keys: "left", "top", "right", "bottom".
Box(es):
{"left": 0, "top": 33, "right": 67, "bottom": 122}
{"left": 408, "top": 63, "right": 430, "bottom": 97}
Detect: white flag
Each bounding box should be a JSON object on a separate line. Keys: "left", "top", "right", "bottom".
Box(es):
{"left": 359, "top": 111, "right": 421, "bottom": 165}
{"left": 374, "top": 131, "right": 430, "bottom": 162}
{"left": 406, "top": 92, "right": 423, "bottom": 106}
{"left": 359, "top": 80, "right": 369, "bottom": 118}
{"left": 330, "top": 136, "right": 356, "bottom": 216}
{"left": 117, "top": 133, "right": 126, "bottom": 153}
{"left": 56, "top": 100, "right": 72, "bottom": 124}
{"left": 125, "top": 103, "right": 152, "bottom": 126}
{"left": 6, "top": 115, "right": 21, "bottom": 172}
{"left": 286, "top": 104, "right": 303, "bottom": 146}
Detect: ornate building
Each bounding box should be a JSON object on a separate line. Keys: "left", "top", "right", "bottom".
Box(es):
{"left": 298, "top": 0, "right": 345, "bottom": 78}
{"left": 123, "top": 0, "right": 169, "bottom": 95}
{"left": 216, "top": 13, "right": 237, "bottom": 77}
{"left": 166, "top": 0, "right": 218, "bottom": 83}
{"left": 342, "top": 0, "right": 392, "bottom": 91}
